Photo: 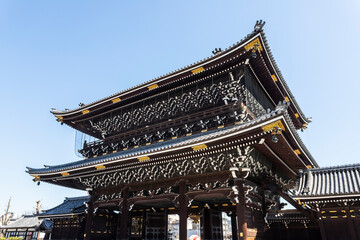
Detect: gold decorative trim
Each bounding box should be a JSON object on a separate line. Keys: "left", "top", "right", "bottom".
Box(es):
{"left": 186, "top": 133, "right": 192, "bottom": 136}
{"left": 111, "top": 98, "right": 121, "bottom": 103}
{"left": 271, "top": 74, "right": 278, "bottom": 82}
{"left": 294, "top": 113, "right": 299, "bottom": 118}
{"left": 146, "top": 143, "right": 151, "bottom": 145}
{"left": 61, "top": 172, "right": 70, "bottom": 176}
{"left": 168, "top": 207, "right": 175, "bottom": 210}
{"left": 172, "top": 136, "right": 178, "bottom": 139}
{"left": 82, "top": 109, "right": 90, "bottom": 114}
{"left": 261, "top": 120, "right": 285, "bottom": 133}
{"left": 113, "top": 150, "right": 117, "bottom": 153}
{"left": 294, "top": 149, "right": 301, "bottom": 155}
{"left": 95, "top": 165, "right": 106, "bottom": 170}
{"left": 244, "top": 38, "right": 263, "bottom": 51}
{"left": 32, "top": 175, "right": 40, "bottom": 181}
{"left": 148, "top": 84, "right": 158, "bottom": 90}
{"left": 284, "top": 96, "right": 290, "bottom": 102}
{"left": 306, "top": 165, "right": 313, "bottom": 169}
{"left": 102, "top": 153, "right": 107, "bottom": 155}
{"left": 56, "top": 116, "right": 63, "bottom": 120}
{"left": 138, "top": 156, "right": 150, "bottom": 162}
{"left": 217, "top": 125, "right": 224, "bottom": 129}
{"left": 201, "top": 129, "right": 207, "bottom": 133}
{"left": 192, "top": 144, "right": 207, "bottom": 151}
{"left": 191, "top": 67, "right": 204, "bottom": 74}
{"left": 158, "top": 139, "right": 164, "bottom": 142}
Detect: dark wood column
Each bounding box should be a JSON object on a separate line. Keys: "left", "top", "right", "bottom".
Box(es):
{"left": 234, "top": 177, "right": 248, "bottom": 240}
{"left": 84, "top": 194, "right": 96, "bottom": 240}
{"left": 317, "top": 212, "right": 327, "bottom": 240}
{"left": 118, "top": 188, "right": 129, "bottom": 240}
{"left": 231, "top": 212, "right": 238, "bottom": 240}
{"left": 346, "top": 206, "right": 358, "bottom": 240}
{"left": 178, "top": 180, "right": 187, "bottom": 240}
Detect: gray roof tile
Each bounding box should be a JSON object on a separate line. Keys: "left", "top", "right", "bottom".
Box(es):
{"left": 294, "top": 164, "right": 360, "bottom": 199}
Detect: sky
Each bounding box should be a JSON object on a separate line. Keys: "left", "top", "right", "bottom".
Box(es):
{"left": 0, "top": 0, "right": 359, "bottom": 216}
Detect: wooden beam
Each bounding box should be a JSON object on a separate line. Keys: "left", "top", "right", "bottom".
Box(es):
{"left": 276, "top": 189, "right": 317, "bottom": 223}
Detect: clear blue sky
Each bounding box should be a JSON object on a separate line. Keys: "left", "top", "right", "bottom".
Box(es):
{"left": 0, "top": 1, "right": 359, "bottom": 215}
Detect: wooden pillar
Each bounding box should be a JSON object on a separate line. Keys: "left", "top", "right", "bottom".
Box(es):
{"left": 178, "top": 180, "right": 187, "bottom": 240}
{"left": 231, "top": 212, "right": 238, "bottom": 240}
{"left": 346, "top": 206, "right": 357, "bottom": 240}
{"left": 317, "top": 212, "right": 327, "bottom": 240}
{"left": 84, "top": 194, "right": 96, "bottom": 240}
{"left": 234, "top": 178, "right": 247, "bottom": 240}
{"left": 201, "top": 208, "right": 211, "bottom": 240}
{"left": 118, "top": 188, "right": 129, "bottom": 240}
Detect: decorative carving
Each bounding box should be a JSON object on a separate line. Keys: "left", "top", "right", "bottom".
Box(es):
{"left": 85, "top": 72, "right": 244, "bottom": 139}
{"left": 78, "top": 146, "right": 291, "bottom": 196}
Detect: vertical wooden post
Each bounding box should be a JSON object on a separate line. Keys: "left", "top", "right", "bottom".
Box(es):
{"left": 234, "top": 178, "right": 248, "bottom": 240}
{"left": 119, "top": 188, "right": 129, "bottom": 240}
{"left": 178, "top": 180, "right": 187, "bottom": 240}
{"left": 201, "top": 207, "right": 211, "bottom": 240}
{"left": 346, "top": 206, "right": 357, "bottom": 240}
{"left": 231, "top": 212, "right": 238, "bottom": 240}
{"left": 84, "top": 194, "right": 95, "bottom": 240}
{"left": 317, "top": 212, "right": 327, "bottom": 240}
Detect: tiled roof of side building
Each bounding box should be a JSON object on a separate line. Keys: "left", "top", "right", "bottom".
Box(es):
{"left": 293, "top": 164, "right": 360, "bottom": 199}
{"left": 0, "top": 215, "right": 42, "bottom": 229}
{"left": 40, "top": 196, "right": 89, "bottom": 216}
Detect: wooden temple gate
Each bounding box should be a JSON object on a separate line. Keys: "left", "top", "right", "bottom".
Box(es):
{"left": 27, "top": 21, "right": 319, "bottom": 240}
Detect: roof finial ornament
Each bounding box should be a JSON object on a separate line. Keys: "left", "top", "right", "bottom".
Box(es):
{"left": 212, "top": 48, "right": 222, "bottom": 55}
{"left": 254, "top": 20, "right": 266, "bottom": 31}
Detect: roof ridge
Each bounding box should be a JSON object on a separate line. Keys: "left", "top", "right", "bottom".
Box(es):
{"left": 304, "top": 163, "right": 360, "bottom": 173}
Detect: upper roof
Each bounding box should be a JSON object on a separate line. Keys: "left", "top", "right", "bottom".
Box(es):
{"left": 293, "top": 164, "right": 360, "bottom": 200}
{"left": 52, "top": 20, "right": 310, "bottom": 132}
{"left": 40, "top": 196, "right": 89, "bottom": 217}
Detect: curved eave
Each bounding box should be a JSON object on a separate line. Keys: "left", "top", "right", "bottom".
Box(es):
{"left": 256, "top": 31, "right": 310, "bottom": 127}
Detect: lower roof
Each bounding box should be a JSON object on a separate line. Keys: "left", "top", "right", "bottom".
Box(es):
{"left": 293, "top": 164, "right": 360, "bottom": 200}
{"left": 0, "top": 215, "right": 41, "bottom": 229}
